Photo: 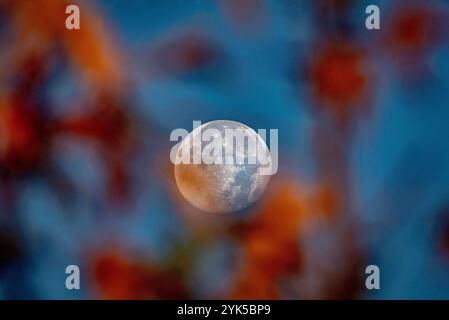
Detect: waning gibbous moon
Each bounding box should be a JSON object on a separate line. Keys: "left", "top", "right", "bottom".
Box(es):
{"left": 174, "top": 120, "right": 272, "bottom": 214}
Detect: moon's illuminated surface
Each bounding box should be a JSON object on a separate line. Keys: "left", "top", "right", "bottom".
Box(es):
{"left": 174, "top": 120, "right": 272, "bottom": 214}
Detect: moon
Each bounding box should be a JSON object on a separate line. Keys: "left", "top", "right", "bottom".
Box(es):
{"left": 174, "top": 120, "right": 272, "bottom": 214}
